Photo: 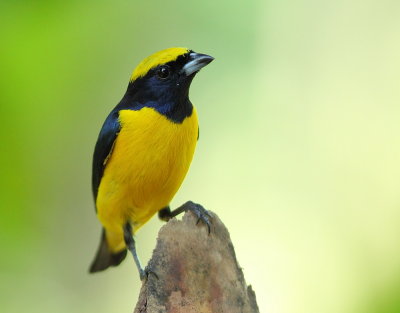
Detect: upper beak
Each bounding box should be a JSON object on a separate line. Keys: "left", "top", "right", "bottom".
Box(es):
{"left": 181, "top": 52, "right": 214, "bottom": 76}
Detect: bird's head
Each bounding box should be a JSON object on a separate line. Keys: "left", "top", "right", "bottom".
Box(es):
{"left": 125, "top": 47, "right": 214, "bottom": 121}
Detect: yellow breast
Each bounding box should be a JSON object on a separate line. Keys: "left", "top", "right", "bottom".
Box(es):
{"left": 96, "top": 107, "right": 198, "bottom": 238}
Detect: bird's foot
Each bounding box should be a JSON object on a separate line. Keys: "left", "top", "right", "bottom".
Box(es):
{"left": 139, "top": 265, "right": 159, "bottom": 281}
{"left": 182, "top": 201, "right": 213, "bottom": 234}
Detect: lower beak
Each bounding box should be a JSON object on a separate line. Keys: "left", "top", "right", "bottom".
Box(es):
{"left": 181, "top": 52, "right": 214, "bottom": 76}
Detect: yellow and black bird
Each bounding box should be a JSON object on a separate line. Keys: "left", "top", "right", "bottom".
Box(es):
{"left": 89, "top": 47, "right": 214, "bottom": 279}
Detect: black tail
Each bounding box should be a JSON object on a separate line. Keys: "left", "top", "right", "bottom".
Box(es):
{"left": 89, "top": 229, "right": 127, "bottom": 273}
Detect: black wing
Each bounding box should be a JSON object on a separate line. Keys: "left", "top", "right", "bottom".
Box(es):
{"left": 92, "top": 110, "right": 121, "bottom": 202}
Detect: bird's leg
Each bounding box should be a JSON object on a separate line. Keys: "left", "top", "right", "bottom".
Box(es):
{"left": 123, "top": 223, "right": 156, "bottom": 280}
{"left": 158, "top": 206, "right": 174, "bottom": 221}
{"left": 158, "top": 201, "right": 212, "bottom": 233}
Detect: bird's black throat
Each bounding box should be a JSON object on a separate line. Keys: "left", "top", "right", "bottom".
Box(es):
{"left": 120, "top": 74, "right": 195, "bottom": 124}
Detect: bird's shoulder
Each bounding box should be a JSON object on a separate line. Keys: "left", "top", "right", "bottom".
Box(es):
{"left": 92, "top": 96, "right": 147, "bottom": 201}
{"left": 91, "top": 107, "right": 121, "bottom": 201}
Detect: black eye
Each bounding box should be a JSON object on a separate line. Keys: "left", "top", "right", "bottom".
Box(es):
{"left": 157, "top": 66, "right": 170, "bottom": 80}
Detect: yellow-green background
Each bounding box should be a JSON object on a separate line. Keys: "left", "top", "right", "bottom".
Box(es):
{"left": 1, "top": 1, "right": 400, "bottom": 312}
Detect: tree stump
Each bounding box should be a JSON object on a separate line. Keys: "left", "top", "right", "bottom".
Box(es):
{"left": 134, "top": 211, "right": 259, "bottom": 313}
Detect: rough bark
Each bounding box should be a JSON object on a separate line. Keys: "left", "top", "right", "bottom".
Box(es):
{"left": 134, "top": 211, "right": 259, "bottom": 313}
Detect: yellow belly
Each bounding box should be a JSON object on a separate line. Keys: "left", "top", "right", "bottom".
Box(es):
{"left": 96, "top": 107, "right": 198, "bottom": 251}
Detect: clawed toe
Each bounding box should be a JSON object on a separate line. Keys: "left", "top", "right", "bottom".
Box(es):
{"left": 184, "top": 201, "right": 213, "bottom": 234}
{"left": 139, "top": 266, "right": 158, "bottom": 281}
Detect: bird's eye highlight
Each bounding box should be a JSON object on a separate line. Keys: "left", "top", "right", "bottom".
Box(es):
{"left": 157, "top": 66, "right": 170, "bottom": 80}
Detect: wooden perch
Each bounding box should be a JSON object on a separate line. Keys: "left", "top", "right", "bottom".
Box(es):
{"left": 134, "top": 210, "right": 259, "bottom": 313}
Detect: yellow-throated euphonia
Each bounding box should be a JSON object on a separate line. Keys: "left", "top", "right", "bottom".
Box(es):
{"left": 89, "top": 47, "right": 214, "bottom": 279}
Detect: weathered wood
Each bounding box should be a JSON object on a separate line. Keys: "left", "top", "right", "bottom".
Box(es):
{"left": 134, "top": 211, "right": 259, "bottom": 313}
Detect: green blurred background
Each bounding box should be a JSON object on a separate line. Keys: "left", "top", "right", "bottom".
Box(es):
{"left": 1, "top": 0, "right": 400, "bottom": 312}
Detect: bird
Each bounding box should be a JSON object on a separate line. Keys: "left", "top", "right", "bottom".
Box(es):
{"left": 89, "top": 47, "right": 214, "bottom": 279}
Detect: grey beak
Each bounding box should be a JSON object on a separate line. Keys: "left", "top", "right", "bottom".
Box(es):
{"left": 181, "top": 52, "right": 214, "bottom": 76}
